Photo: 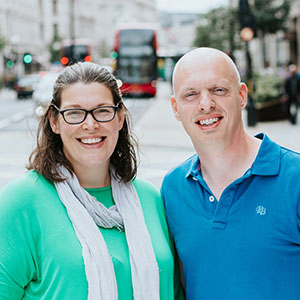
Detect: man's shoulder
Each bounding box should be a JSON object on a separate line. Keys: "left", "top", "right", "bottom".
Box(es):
{"left": 162, "top": 153, "right": 198, "bottom": 186}
{"left": 260, "top": 134, "right": 300, "bottom": 178}
{"left": 255, "top": 133, "right": 300, "bottom": 170}
{"left": 280, "top": 146, "right": 300, "bottom": 168}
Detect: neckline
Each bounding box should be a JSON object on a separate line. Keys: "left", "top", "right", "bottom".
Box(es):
{"left": 84, "top": 185, "right": 112, "bottom": 192}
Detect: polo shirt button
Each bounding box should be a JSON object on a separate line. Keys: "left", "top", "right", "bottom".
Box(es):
{"left": 209, "top": 196, "right": 215, "bottom": 203}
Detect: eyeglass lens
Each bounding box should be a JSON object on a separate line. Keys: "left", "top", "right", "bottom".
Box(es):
{"left": 64, "top": 106, "right": 116, "bottom": 123}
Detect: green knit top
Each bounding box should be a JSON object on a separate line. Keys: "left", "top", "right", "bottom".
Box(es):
{"left": 0, "top": 170, "right": 184, "bottom": 300}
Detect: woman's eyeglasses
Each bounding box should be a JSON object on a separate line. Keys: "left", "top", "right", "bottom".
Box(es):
{"left": 51, "top": 102, "right": 122, "bottom": 125}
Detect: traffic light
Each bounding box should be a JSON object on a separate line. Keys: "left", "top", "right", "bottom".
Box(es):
{"left": 23, "top": 53, "right": 33, "bottom": 64}
{"left": 239, "top": 0, "right": 256, "bottom": 41}
{"left": 6, "top": 60, "right": 14, "bottom": 69}
{"left": 110, "top": 51, "right": 118, "bottom": 59}
{"left": 3, "top": 55, "right": 16, "bottom": 69}
{"left": 84, "top": 55, "right": 92, "bottom": 62}
{"left": 60, "top": 56, "right": 69, "bottom": 66}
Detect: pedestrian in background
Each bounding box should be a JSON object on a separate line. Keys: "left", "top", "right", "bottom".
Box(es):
{"left": 161, "top": 47, "right": 300, "bottom": 300}
{"left": 284, "top": 63, "right": 300, "bottom": 124}
{"left": 0, "top": 62, "right": 184, "bottom": 300}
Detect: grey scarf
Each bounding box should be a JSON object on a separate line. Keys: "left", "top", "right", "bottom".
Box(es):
{"left": 54, "top": 166, "right": 160, "bottom": 300}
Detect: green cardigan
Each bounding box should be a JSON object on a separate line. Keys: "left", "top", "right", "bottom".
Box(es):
{"left": 0, "top": 170, "right": 184, "bottom": 300}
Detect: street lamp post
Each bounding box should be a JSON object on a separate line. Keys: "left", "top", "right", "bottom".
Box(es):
{"left": 69, "top": 0, "right": 75, "bottom": 61}
{"left": 239, "top": 0, "right": 257, "bottom": 127}
{"left": 240, "top": 28, "right": 256, "bottom": 127}
{"left": 244, "top": 40, "right": 256, "bottom": 127}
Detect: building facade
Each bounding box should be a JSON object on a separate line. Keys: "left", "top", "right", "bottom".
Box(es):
{"left": 0, "top": 0, "right": 158, "bottom": 79}
{"left": 0, "top": 0, "right": 44, "bottom": 79}
{"left": 287, "top": 0, "right": 300, "bottom": 66}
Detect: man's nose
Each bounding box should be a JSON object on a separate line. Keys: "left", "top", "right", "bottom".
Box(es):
{"left": 197, "top": 91, "right": 215, "bottom": 112}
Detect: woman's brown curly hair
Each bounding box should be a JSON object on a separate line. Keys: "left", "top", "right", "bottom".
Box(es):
{"left": 27, "top": 62, "right": 138, "bottom": 183}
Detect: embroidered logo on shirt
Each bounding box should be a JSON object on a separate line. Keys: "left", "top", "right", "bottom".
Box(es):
{"left": 256, "top": 206, "right": 266, "bottom": 215}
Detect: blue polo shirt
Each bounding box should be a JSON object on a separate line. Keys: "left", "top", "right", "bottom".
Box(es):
{"left": 161, "top": 133, "right": 300, "bottom": 300}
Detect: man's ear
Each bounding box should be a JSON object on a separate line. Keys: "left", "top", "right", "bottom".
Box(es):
{"left": 171, "top": 95, "right": 181, "bottom": 121}
{"left": 239, "top": 83, "right": 248, "bottom": 109}
{"left": 48, "top": 108, "right": 60, "bottom": 134}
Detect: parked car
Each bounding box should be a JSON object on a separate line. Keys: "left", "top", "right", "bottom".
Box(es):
{"left": 14, "top": 74, "right": 40, "bottom": 99}
{"left": 32, "top": 72, "right": 60, "bottom": 117}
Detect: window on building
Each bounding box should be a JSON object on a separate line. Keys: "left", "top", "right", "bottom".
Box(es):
{"left": 52, "top": 0, "right": 57, "bottom": 15}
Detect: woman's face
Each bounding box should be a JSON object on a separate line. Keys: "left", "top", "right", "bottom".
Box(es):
{"left": 49, "top": 82, "right": 124, "bottom": 177}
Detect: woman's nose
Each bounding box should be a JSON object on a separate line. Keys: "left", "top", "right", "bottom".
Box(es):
{"left": 81, "top": 112, "right": 99, "bottom": 130}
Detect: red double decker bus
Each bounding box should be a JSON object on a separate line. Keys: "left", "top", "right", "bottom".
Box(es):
{"left": 60, "top": 39, "right": 92, "bottom": 66}
{"left": 112, "top": 24, "right": 158, "bottom": 97}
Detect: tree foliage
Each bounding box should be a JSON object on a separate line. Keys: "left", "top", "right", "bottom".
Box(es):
{"left": 48, "top": 26, "right": 61, "bottom": 63}
{"left": 193, "top": 0, "right": 290, "bottom": 67}
{"left": 252, "top": 0, "right": 290, "bottom": 35}
{"left": 0, "top": 28, "right": 5, "bottom": 52}
{"left": 193, "top": 6, "right": 241, "bottom": 53}
{"left": 251, "top": 0, "right": 290, "bottom": 66}
{"left": 252, "top": 72, "right": 284, "bottom": 103}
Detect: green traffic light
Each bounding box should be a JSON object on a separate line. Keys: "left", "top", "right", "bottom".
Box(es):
{"left": 23, "top": 54, "right": 33, "bottom": 64}
{"left": 6, "top": 60, "right": 14, "bottom": 69}
{"left": 110, "top": 51, "right": 118, "bottom": 59}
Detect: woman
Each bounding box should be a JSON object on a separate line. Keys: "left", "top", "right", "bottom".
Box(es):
{"left": 0, "top": 62, "right": 184, "bottom": 299}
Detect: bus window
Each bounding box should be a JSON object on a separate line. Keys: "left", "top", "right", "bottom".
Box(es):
{"left": 113, "top": 26, "right": 158, "bottom": 97}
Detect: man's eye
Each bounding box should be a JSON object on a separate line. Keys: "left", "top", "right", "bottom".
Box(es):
{"left": 184, "top": 91, "right": 199, "bottom": 100}
{"left": 213, "top": 88, "right": 227, "bottom": 95}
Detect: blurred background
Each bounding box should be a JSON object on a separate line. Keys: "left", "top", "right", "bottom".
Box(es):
{"left": 0, "top": 0, "right": 299, "bottom": 188}
{"left": 0, "top": 0, "right": 298, "bottom": 108}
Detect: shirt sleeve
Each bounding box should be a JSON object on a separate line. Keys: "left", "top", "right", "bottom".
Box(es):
{"left": 173, "top": 246, "right": 186, "bottom": 300}
{"left": 161, "top": 178, "right": 185, "bottom": 299}
{"left": 135, "top": 178, "right": 185, "bottom": 299}
{"left": 0, "top": 183, "right": 37, "bottom": 299}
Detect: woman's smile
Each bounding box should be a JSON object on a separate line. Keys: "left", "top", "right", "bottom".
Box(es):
{"left": 77, "top": 136, "right": 106, "bottom": 146}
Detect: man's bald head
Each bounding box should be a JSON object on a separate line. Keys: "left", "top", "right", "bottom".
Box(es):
{"left": 172, "top": 47, "right": 241, "bottom": 95}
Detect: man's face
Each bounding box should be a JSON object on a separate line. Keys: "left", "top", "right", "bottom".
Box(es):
{"left": 171, "top": 54, "right": 247, "bottom": 148}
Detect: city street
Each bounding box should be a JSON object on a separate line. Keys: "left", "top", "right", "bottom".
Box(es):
{"left": 0, "top": 88, "right": 154, "bottom": 188}
{"left": 0, "top": 81, "right": 300, "bottom": 189}
{"left": 136, "top": 81, "right": 300, "bottom": 187}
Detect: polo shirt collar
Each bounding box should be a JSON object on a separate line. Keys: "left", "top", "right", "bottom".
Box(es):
{"left": 185, "top": 154, "right": 200, "bottom": 178}
{"left": 251, "top": 133, "right": 280, "bottom": 176}
{"left": 185, "top": 133, "right": 281, "bottom": 178}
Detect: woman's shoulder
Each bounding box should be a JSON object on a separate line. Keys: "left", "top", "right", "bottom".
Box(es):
{"left": 0, "top": 170, "right": 56, "bottom": 210}
{"left": 1, "top": 170, "right": 53, "bottom": 192}
{"left": 132, "top": 179, "right": 170, "bottom": 241}
{"left": 132, "top": 178, "right": 164, "bottom": 211}
{"left": 132, "top": 178, "right": 160, "bottom": 197}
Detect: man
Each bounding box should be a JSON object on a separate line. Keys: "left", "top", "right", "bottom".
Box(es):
{"left": 161, "top": 47, "right": 300, "bottom": 300}
{"left": 284, "top": 64, "right": 300, "bottom": 124}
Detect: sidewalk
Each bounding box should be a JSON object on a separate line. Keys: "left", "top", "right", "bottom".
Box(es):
{"left": 134, "top": 82, "right": 300, "bottom": 188}
{"left": 244, "top": 114, "right": 300, "bottom": 153}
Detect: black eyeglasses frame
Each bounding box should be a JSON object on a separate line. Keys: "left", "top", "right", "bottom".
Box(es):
{"left": 50, "top": 101, "right": 122, "bottom": 125}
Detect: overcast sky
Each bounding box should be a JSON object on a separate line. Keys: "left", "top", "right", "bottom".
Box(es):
{"left": 156, "top": 0, "right": 229, "bottom": 13}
